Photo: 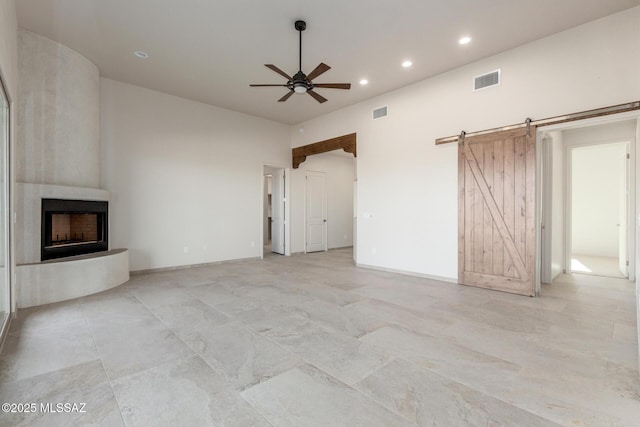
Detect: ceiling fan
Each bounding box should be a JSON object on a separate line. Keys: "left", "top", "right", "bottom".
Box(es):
{"left": 250, "top": 20, "right": 351, "bottom": 103}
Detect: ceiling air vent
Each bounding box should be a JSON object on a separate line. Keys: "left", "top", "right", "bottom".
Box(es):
{"left": 373, "top": 106, "right": 388, "bottom": 120}
{"left": 474, "top": 69, "right": 500, "bottom": 91}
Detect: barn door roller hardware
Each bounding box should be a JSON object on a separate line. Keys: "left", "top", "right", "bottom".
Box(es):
{"left": 458, "top": 130, "right": 466, "bottom": 148}
{"left": 436, "top": 101, "right": 640, "bottom": 145}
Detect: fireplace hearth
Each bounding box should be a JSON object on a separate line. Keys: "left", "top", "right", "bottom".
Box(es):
{"left": 41, "top": 199, "right": 108, "bottom": 260}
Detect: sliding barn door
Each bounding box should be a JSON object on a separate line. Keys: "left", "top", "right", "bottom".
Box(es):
{"left": 459, "top": 127, "right": 536, "bottom": 296}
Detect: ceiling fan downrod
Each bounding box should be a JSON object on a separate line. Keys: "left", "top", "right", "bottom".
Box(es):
{"left": 295, "top": 20, "right": 306, "bottom": 73}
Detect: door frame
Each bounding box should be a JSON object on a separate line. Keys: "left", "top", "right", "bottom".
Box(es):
{"left": 260, "top": 164, "right": 291, "bottom": 258}
{"left": 538, "top": 135, "right": 554, "bottom": 284}
{"left": 304, "top": 170, "right": 328, "bottom": 253}
{"left": 535, "top": 110, "right": 640, "bottom": 289}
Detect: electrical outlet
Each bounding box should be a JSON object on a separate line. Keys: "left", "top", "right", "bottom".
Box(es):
{"left": 183, "top": 246, "right": 189, "bottom": 254}
{"left": 250, "top": 241, "right": 256, "bottom": 247}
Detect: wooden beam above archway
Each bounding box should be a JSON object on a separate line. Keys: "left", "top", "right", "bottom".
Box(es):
{"left": 292, "top": 133, "right": 357, "bottom": 169}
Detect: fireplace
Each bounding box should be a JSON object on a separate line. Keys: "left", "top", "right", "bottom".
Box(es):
{"left": 41, "top": 199, "right": 108, "bottom": 261}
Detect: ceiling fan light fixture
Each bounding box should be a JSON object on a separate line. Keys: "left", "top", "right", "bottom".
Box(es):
{"left": 294, "top": 83, "right": 307, "bottom": 94}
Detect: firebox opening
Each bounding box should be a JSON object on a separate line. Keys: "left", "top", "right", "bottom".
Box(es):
{"left": 41, "top": 199, "right": 108, "bottom": 261}
{"left": 48, "top": 213, "right": 101, "bottom": 248}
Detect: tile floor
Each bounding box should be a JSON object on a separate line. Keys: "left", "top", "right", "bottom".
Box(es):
{"left": 0, "top": 248, "right": 638, "bottom": 426}
{"left": 571, "top": 254, "right": 627, "bottom": 279}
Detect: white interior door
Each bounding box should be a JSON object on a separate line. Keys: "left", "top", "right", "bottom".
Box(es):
{"left": 271, "top": 169, "right": 285, "bottom": 255}
{"left": 306, "top": 171, "right": 327, "bottom": 253}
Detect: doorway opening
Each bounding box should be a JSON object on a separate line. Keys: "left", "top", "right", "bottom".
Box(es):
{"left": 569, "top": 142, "right": 629, "bottom": 278}
{"left": 263, "top": 173, "right": 273, "bottom": 256}
{"left": 292, "top": 133, "right": 357, "bottom": 260}
{"left": 262, "top": 165, "right": 290, "bottom": 258}
{"left": 538, "top": 115, "right": 638, "bottom": 288}
{"left": 291, "top": 150, "right": 356, "bottom": 256}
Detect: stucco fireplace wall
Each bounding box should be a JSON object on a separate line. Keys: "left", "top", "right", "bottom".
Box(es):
{"left": 17, "top": 29, "right": 100, "bottom": 188}
{"left": 16, "top": 30, "right": 128, "bottom": 308}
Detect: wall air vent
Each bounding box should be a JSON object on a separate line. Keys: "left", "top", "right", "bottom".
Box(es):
{"left": 373, "top": 106, "right": 388, "bottom": 120}
{"left": 474, "top": 69, "right": 500, "bottom": 91}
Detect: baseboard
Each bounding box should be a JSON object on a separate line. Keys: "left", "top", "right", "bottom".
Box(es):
{"left": 356, "top": 263, "right": 458, "bottom": 284}
{"left": 130, "top": 256, "right": 262, "bottom": 275}
{"left": 293, "top": 246, "right": 353, "bottom": 255}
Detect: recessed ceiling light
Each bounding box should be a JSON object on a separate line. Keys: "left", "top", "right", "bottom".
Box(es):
{"left": 359, "top": 79, "right": 369, "bottom": 85}
{"left": 402, "top": 60, "right": 413, "bottom": 68}
{"left": 459, "top": 36, "right": 472, "bottom": 45}
{"left": 134, "top": 51, "right": 149, "bottom": 59}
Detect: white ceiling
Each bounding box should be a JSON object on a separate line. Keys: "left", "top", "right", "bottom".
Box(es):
{"left": 16, "top": 0, "right": 640, "bottom": 125}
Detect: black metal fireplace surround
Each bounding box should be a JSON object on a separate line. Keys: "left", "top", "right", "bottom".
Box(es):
{"left": 41, "top": 199, "right": 108, "bottom": 261}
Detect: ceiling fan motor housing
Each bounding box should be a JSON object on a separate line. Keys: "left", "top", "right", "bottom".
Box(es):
{"left": 291, "top": 71, "right": 312, "bottom": 93}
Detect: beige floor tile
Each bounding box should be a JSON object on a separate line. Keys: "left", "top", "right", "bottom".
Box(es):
{"left": 263, "top": 315, "right": 391, "bottom": 385}
{"left": 0, "top": 360, "right": 123, "bottom": 426}
{"left": 1, "top": 248, "right": 637, "bottom": 426}
{"left": 241, "top": 364, "right": 415, "bottom": 427}
{"left": 0, "top": 317, "right": 99, "bottom": 383}
{"left": 181, "top": 320, "right": 300, "bottom": 390}
{"left": 89, "top": 317, "right": 193, "bottom": 380}
{"left": 112, "top": 355, "right": 269, "bottom": 427}
{"left": 355, "top": 358, "right": 558, "bottom": 426}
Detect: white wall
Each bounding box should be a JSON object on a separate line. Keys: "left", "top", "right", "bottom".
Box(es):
{"left": 563, "top": 120, "right": 637, "bottom": 148}
{"left": 290, "top": 7, "right": 640, "bottom": 280}
{"left": 290, "top": 152, "right": 356, "bottom": 253}
{"left": 570, "top": 142, "right": 627, "bottom": 257}
{"left": 100, "top": 78, "right": 290, "bottom": 271}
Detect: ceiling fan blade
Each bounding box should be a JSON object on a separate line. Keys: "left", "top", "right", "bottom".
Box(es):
{"left": 307, "top": 90, "right": 328, "bottom": 104}
{"left": 307, "top": 63, "right": 331, "bottom": 81}
{"left": 250, "top": 84, "right": 289, "bottom": 87}
{"left": 278, "top": 91, "right": 294, "bottom": 102}
{"left": 313, "top": 83, "right": 351, "bottom": 90}
{"left": 265, "top": 64, "right": 292, "bottom": 80}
